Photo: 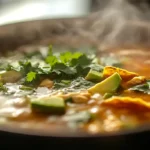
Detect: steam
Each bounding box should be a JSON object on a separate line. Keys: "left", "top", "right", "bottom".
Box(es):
{"left": 1, "top": 0, "right": 150, "bottom": 51}
{"left": 76, "top": 0, "right": 150, "bottom": 49}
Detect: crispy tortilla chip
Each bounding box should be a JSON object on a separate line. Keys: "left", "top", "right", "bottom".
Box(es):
{"left": 103, "top": 66, "right": 138, "bottom": 81}
{"left": 102, "top": 96, "right": 150, "bottom": 111}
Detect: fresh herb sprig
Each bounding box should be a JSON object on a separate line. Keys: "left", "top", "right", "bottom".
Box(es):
{"left": 5, "top": 45, "right": 103, "bottom": 87}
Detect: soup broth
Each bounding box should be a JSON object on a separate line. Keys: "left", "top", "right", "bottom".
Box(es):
{"left": 0, "top": 46, "right": 149, "bottom": 135}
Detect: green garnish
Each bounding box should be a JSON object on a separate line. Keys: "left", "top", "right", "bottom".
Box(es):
{"left": 129, "top": 80, "right": 150, "bottom": 94}
{"left": 26, "top": 71, "right": 37, "bottom": 82}
{"left": 19, "top": 85, "right": 33, "bottom": 91}
{"left": 0, "top": 45, "right": 103, "bottom": 94}
{"left": 53, "top": 77, "right": 95, "bottom": 92}
{"left": 61, "top": 80, "right": 71, "bottom": 84}
{"left": 85, "top": 69, "right": 103, "bottom": 82}
{"left": 31, "top": 96, "right": 65, "bottom": 114}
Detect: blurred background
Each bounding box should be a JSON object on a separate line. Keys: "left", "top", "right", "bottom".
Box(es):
{"left": 0, "top": 0, "right": 96, "bottom": 26}
{"left": 1, "top": 0, "right": 150, "bottom": 50}
{"left": 1, "top": 0, "right": 150, "bottom": 26}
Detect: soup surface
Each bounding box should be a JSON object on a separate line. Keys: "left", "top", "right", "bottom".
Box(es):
{"left": 0, "top": 46, "right": 149, "bottom": 135}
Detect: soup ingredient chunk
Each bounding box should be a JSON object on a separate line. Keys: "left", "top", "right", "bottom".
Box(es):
{"left": 85, "top": 69, "right": 103, "bottom": 82}
{"left": 31, "top": 96, "right": 65, "bottom": 114}
{"left": 88, "top": 72, "right": 122, "bottom": 95}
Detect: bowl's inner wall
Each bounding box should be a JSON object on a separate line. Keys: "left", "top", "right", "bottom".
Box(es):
{"left": 0, "top": 14, "right": 150, "bottom": 52}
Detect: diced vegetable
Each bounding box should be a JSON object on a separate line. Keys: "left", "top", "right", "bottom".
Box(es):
{"left": 31, "top": 96, "right": 65, "bottom": 114}
{"left": 85, "top": 69, "right": 103, "bottom": 82}
{"left": 88, "top": 72, "right": 122, "bottom": 95}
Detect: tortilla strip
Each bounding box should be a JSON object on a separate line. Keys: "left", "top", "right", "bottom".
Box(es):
{"left": 103, "top": 66, "right": 138, "bottom": 81}
{"left": 102, "top": 96, "right": 150, "bottom": 111}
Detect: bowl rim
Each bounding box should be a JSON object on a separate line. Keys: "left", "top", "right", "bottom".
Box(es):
{"left": 0, "top": 122, "right": 150, "bottom": 138}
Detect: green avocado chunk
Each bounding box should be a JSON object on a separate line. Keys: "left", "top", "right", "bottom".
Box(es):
{"left": 31, "top": 96, "right": 65, "bottom": 114}
{"left": 88, "top": 72, "right": 122, "bottom": 95}
{"left": 85, "top": 69, "right": 103, "bottom": 82}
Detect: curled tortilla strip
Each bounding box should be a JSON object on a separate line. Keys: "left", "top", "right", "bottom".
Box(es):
{"left": 103, "top": 66, "right": 138, "bottom": 81}
{"left": 102, "top": 97, "right": 150, "bottom": 111}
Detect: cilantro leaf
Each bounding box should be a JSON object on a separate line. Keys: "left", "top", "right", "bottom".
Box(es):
{"left": 72, "top": 52, "right": 83, "bottom": 59}
{"left": 59, "top": 51, "right": 83, "bottom": 65}
{"left": 53, "top": 63, "right": 77, "bottom": 75}
{"left": 60, "top": 52, "right": 72, "bottom": 64}
{"left": 70, "top": 54, "right": 91, "bottom": 67}
{"left": 45, "top": 55, "right": 58, "bottom": 67}
{"left": 129, "top": 80, "right": 150, "bottom": 94}
{"left": 44, "top": 48, "right": 96, "bottom": 79}
{"left": 70, "top": 77, "right": 95, "bottom": 90}
{"left": 89, "top": 64, "right": 104, "bottom": 72}
{"left": 53, "top": 77, "right": 95, "bottom": 91}
{"left": 77, "top": 55, "right": 92, "bottom": 67}
{"left": 37, "top": 66, "right": 51, "bottom": 75}
{"left": 26, "top": 72, "right": 37, "bottom": 82}
{"left": 3, "top": 45, "right": 103, "bottom": 88}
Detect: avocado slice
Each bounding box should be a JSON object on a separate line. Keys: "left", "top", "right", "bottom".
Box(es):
{"left": 85, "top": 69, "right": 103, "bottom": 82}
{"left": 88, "top": 72, "right": 122, "bottom": 95}
{"left": 31, "top": 96, "right": 65, "bottom": 114}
